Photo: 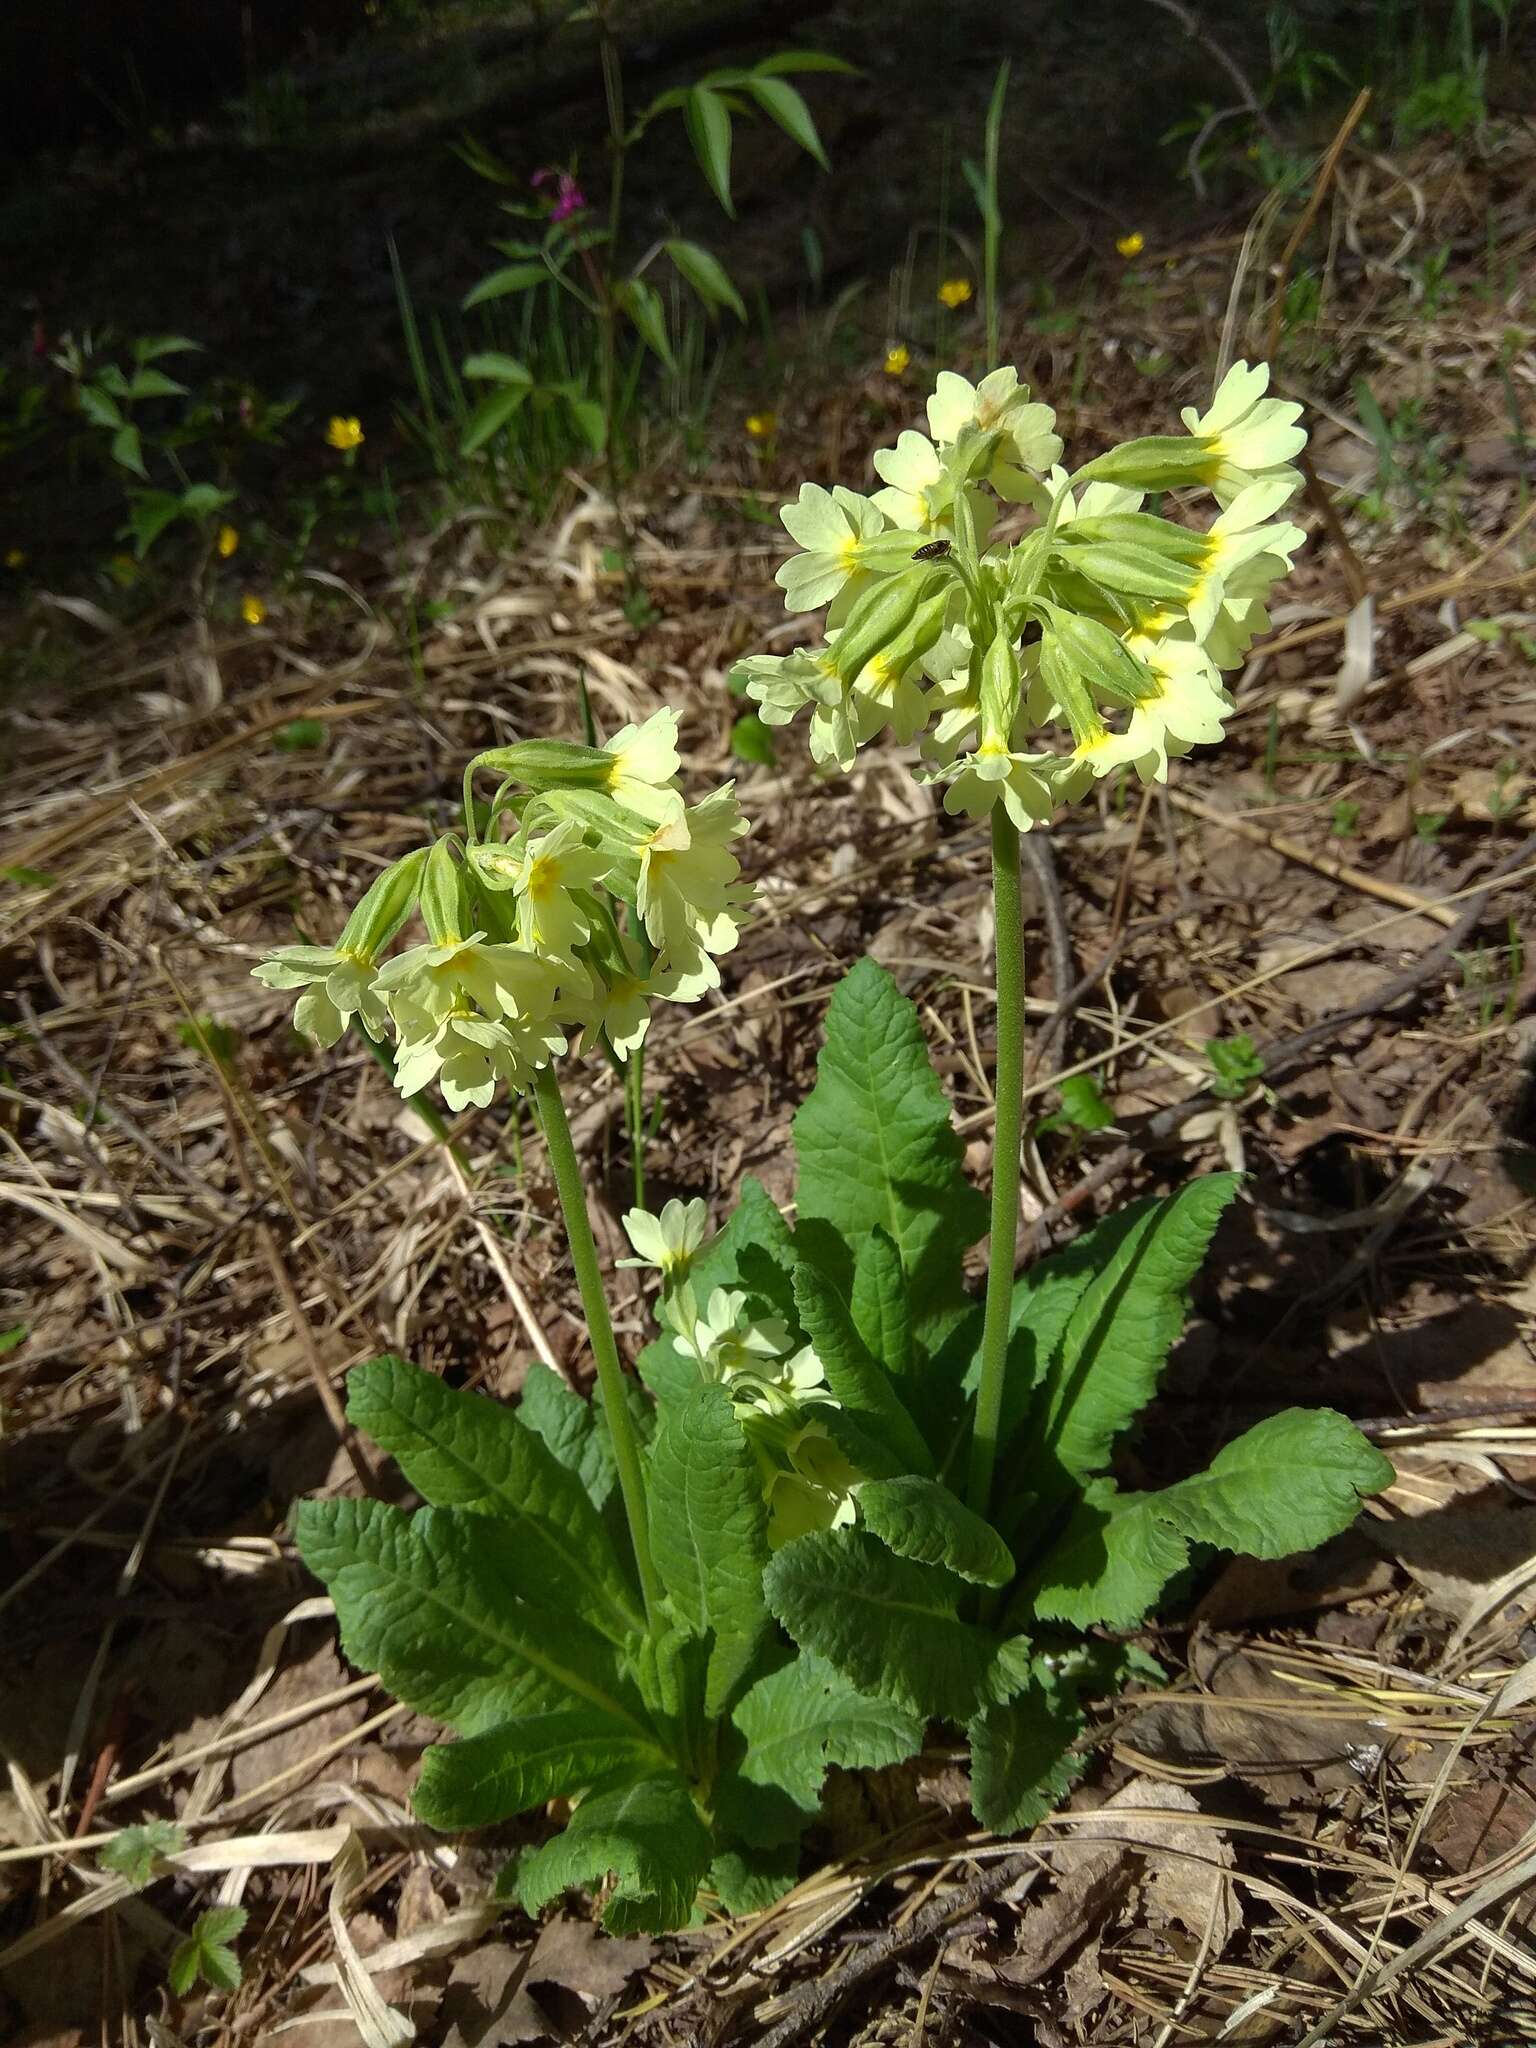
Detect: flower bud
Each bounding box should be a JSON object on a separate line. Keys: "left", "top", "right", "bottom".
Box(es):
{"left": 833, "top": 565, "right": 948, "bottom": 684}
{"left": 469, "top": 738, "right": 611, "bottom": 793}
{"left": 1071, "top": 435, "right": 1217, "bottom": 493}
{"left": 1039, "top": 605, "right": 1156, "bottom": 706}
{"left": 1055, "top": 538, "right": 1196, "bottom": 602}
{"left": 978, "top": 628, "right": 1021, "bottom": 748}
{"left": 337, "top": 848, "right": 427, "bottom": 959}
{"left": 419, "top": 838, "right": 470, "bottom": 943}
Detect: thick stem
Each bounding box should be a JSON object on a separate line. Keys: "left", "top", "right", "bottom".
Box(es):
{"left": 966, "top": 806, "right": 1027, "bottom": 1518}
{"left": 533, "top": 1062, "right": 662, "bottom": 1628}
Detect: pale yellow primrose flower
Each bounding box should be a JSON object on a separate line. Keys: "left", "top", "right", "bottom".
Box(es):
{"left": 490, "top": 817, "right": 612, "bottom": 965}
{"left": 776, "top": 483, "right": 888, "bottom": 613}
{"left": 619, "top": 1197, "right": 712, "bottom": 1277}
{"left": 871, "top": 429, "right": 948, "bottom": 531}
{"left": 925, "top": 367, "right": 1064, "bottom": 491}
{"left": 601, "top": 707, "right": 681, "bottom": 822}
{"left": 392, "top": 1005, "right": 567, "bottom": 1111}
{"left": 1181, "top": 360, "right": 1306, "bottom": 505}
{"left": 1073, "top": 636, "right": 1232, "bottom": 786}
{"left": 676, "top": 1287, "right": 791, "bottom": 1381}
{"left": 253, "top": 945, "right": 389, "bottom": 1050}
{"left": 933, "top": 738, "right": 1061, "bottom": 833}
{"left": 581, "top": 929, "right": 654, "bottom": 1062}
{"left": 373, "top": 933, "right": 561, "bottom": 1028}
{"left": 638, "top": 787, "right": 751, "bottom": 1000}
{"left": 1183, "top": 478, "right": 1306, "bottom": 637}
{"left": 850, "top": 648, "right": 930, "bottom": 748}
{"left": 761, "top": 1424, "right": 860, "bottom": 1547}
{"left": 736, "top": 646, "right": 860, "bottom": 773}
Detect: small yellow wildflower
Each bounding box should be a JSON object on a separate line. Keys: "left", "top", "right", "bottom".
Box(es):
{"left": 325, "top": 415, "right": 364, "bottom": 452}
{"left": 883, "top": 344, "right": 911, "bottom": 376}
{"left": 241, "top": 593, "right": 267, "bottom": 626}
{"left": 745, "top": 412, "right": 777, "bottom": 441}
{"left": 1116, "top": 231, "right": 1145, "bottom": 259}
{"left": 3, "top": 548, "right": 24, "bottom": 570}
{"left": 217, "top": 524, "right": 239, "bottom": 559}
{"left": 937, "top": 278, "right": 972, "bottom": 309}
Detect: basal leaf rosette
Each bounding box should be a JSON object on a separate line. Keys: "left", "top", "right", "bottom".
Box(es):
{"left": 251, "top": 707, "right": 754, "bottom": 1109}
{"left": 734, "top": 359, "right": 1309, "bottom": 829}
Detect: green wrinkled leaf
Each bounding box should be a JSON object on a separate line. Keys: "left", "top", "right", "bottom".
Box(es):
{"left": 345, "top": 1355, "right": 644, "bottom": 1642}
{"left": 1155, "top": 1408, "right": 1394, "bottom": 1557}
{"left": 647, "top": 1381, "right": 771, "bottom": 1714}
{"left": 719, "top": 1648, "right": 924, "bottom": 1846}
{"left": 708, "top": 1839, "right": 801, "bottom": 1915}
{"left": 414, "top": 1710, "right": 666, "bottom": 1830}
{"left": 794, "top": 959, "right": 986, "bottom": 1325}
{"left": 968, "top": 1675, "right": 1084, "bottom": 1832}
{"left": 764, "top": 1527, "right": 1030, "bottom": 1721}
{"left": 517, "top": 1772, "right": 711, "bottom": 1934}
{"left": 1020, "top": 1480, "right": 1190, "bottom": 1630}
{"left": 293, "top": 1499, "right": 647, "bottom": 1736}
{"left": 849, "top": 1226, "right": 912, "bottom": 1376}
{"left": 516, "top": 1356, "right": 651, "bottom": 1512}
{"left": 1023, "top": 1175, "right": 1239, "bottom": 1506}
{"left": 858, "top": 1475, "right": 1014, "bottom": 1587}
{"left": 792, "top": 1265, "right": 933, "bottom": 1476}
{"left": 664, "top": 238, "right": 747, "bottom": 320}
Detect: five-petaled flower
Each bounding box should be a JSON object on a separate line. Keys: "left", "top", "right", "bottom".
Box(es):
{"left": 937, "top": 278, "right": 972, "bottom": 308}
{"left": 240, "top": 593, "right": 266, "bottom": 626}
{"left": 884, "top": 344, "right": 911, "bottom": 376}
{"left": 325, "top": 416, "right": 364, "bottom": 452}
{"left": 216, "top": 524, "right": 239, "bottom": 559}
{"left": 1116, "top": 230, "right": 1145, "bottom": 258}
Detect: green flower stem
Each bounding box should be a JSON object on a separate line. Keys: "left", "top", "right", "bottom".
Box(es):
{"left": 966, "top": 805, "right": 1026, "bottom": 1519}
{"left": 532, "top": 1061, "right": 663, "bottom": 1631}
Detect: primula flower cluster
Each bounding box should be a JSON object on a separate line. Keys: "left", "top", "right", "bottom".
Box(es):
{"left": 253, "top": 709, "right": 753, "bottom": 1111}
{"left": 621, "top": 1199, "right": 862, "bottom": 1548}
{"left": 734, "top": 360, "right": 1307, "bottom": 827}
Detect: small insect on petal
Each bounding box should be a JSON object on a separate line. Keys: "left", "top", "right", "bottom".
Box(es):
{"left": 911, "top": 539, "right": 952, "bottom": 561}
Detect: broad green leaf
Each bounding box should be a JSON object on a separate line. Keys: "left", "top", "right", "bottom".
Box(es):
{"left": 462, "top": 351, "right": 532, "bottom": 384}
{"left": 968, "top": 1675, "right": 1084, "bottom": 1832}
{"left": 125, "top": 366, "right": 187, "bottom": 401}
{"left": 294, "top": 1499, "right": 647, "bottom": 1736}
{"left": 794, "top": 959, "right": 986, "bottom": 1324}
{"left": 1155, "top": 1408, "right": 1394, "bottom": 1557}
{"left": 127, "top": 490, "right": 184, "bottom": 557}
{"left": 646, "top": 1381, "right": 770, "bottom": 1713}
{"left": 345, "top": 1355, "right": 643, "bottom": 1641}
{"left": 516, "top": 1357, "right": 617, "bottom": 1509}
{"left": 764, "top": 1527, "right": 1031, "bottom": 1721}
{"left": 730, "top": 711, "right": 776, "bottom": 765}
{"left": 849, "top": 1226, "right": 912, "bottom": 1376}
{"left": 753, "top": 49, "right": 860, "bottom": 77}
{"left": 719, "top": 1647, "right": 924, "bottom": 1846}
{"left": 178, "top": 482, "right": 232, "bottom": 517}
{"left": 1020, "top": 1479, "right": 1189, "bottom": 1630}
{"left": 461, "top": 384, "right": 528, "bottom": 455}
{"left": 793, "top": 1265, "right": 933, "bottom": 1476}
{"left": 618, "top": 278, "right": 676, "bottom": 371}
{"left": 1024, "top": 1175, "right": 1238, "bottom": 1505}
{"left": 745, "top": 76, "right": 828, "bottom": 169}
{"left": 78, "top": 383, "right": 124, "bottom": 430}
{"left": 664, "top": 238, "right": 747, "bottom": 320}
{"left": 414, "top": 1710, "right": 666, "bottom": 1829}
{"left": 858, "top": 1475, "right": 1013, "bottom": 1587}
{"left": 566, "top": 395, "right": 607, "bottom": 455}
{"left": 132, "top": 334, "right": 200, "bottom": 362}
{"left": 708, "top": 1840, "right": 800, "bottom": 1915}
{"left": 684, "top": 85, "right": 735, "bottom": 214}
{"left": 111, "top": 424, "right": 146, "bottom": 478}
{"left": 517, "top": 1772, "right": 711, "bottom": 1933}
{"left": 463, "top": 261, "right": 548, "bottom": 309}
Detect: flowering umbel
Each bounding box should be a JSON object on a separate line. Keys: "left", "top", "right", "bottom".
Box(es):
{"left": 734, "top": 360, "right": 1308, "bottom": 825}
{"left": 252, "top": 709, "right": 753, "bottom": 1110}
